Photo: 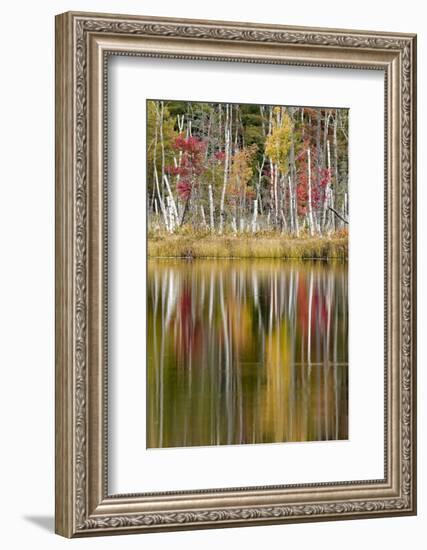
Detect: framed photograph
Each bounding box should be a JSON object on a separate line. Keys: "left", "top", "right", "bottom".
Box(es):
{"left": 55, "top": 11, "right": 417, "bottom": 537}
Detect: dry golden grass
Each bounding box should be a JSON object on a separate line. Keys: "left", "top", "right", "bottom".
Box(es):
{"left": 148, "top": 231, "right": 348, "bottom": 260}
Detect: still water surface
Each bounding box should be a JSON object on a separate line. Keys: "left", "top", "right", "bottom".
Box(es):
{"left": 147, "top": 259, "right": 348, "bottom": 448}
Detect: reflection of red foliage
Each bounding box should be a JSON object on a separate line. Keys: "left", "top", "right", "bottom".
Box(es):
{"left": 297, "top": 275, "right": 332, "bottom": 344}
{"left": 179, "top": 287, "right": 192, "bottom": 321}
{"left": 175, "top": 286, "right": 202, "bottom": 360}
{"left": 312, "top": 289, "right": 328, "bottom": 331}
{"left": 297, "top": 278, "right": 308, "bottom": 332}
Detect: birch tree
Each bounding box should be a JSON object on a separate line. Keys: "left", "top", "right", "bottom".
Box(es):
{"left": 146, "top": 100, "right": 349, "bottom": 238}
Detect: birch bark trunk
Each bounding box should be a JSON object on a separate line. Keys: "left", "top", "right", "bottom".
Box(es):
{"left": 153, "top": 107, "right": 168, "bottom": 230}
{"left": 268, "top": 106, "right": 275, "bottom": 228}
{"left": 322, "top": 140, "right": 332, "bottom": 231}
{"left": 208, "top": 183, "right": 215, "bottom": 232}
{"left": 333, "top": 112, "right": 339, "bottom": 230}
{"left": 252, "top": 199, "right": 258, "bottom": 233}
{"left": 289, "top": 110, "right": 299, "bottom": 237}
{"left": 307, "top": 148, "right": 315, "bottom": 236}
{"left": 219, "top": 104, "right": 231, "bottom": 234}
{"left": 288, "top": 175, "right": 294, "bottom": 233}
{"left": 163, "top": 175, "right": 179, "bottom": 223}
{"left": 159, "top": 101, "right": 166, "bottom": 204}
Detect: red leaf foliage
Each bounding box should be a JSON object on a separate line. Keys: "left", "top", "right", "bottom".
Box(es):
{"left": 168, "top": 134, "right": 207, "bottom": 199}
{"left": 296, "top": 147, "right": 331, "bottom": 215}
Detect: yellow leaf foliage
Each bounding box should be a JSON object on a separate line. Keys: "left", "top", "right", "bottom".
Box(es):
{"left": 265, "top": 110, "right": 293, "bottom": 172}
{"left": 229, "top": 144, "right": 258, "bottom": 192}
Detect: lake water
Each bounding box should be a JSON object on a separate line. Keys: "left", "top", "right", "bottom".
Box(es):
{"left": 147, "top": 259, "right": 348, "bottom": 449}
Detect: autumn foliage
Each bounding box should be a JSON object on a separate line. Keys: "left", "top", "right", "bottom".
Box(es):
{"left": 166, "top": 135, "right": 207, "bottom": 199}
{"left": 149, "top": 100, "right": 348, "bottom": 236}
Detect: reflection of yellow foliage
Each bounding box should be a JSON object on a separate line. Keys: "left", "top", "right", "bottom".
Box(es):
{"left": 228, "top": 299, "right": 253, "bottom": 353}
{"left": 147, "top": 258, "right": 348, "bottom": 447}
{"left": 263, "top": 322, "right": 290, "bottom": 441}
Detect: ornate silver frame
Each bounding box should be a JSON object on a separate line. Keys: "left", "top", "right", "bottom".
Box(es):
{"left": 55, "top": 11, "right": 417, "bottom": 537}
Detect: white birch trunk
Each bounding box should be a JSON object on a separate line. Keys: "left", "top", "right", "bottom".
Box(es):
{"left": 333, "top": 113, "right": 339, "bottom": 230}
{"left": 200, "top": 205, "right": 207, "bottom": 229}
{"left": 256, "top": 156, "right": 265, "bottom": 215}
{"left": 268, "top": 106, "right": 275, "bottom": 226}
{"left": 163, "top": 175, "right": 178, "bottom": 222}
{"left": 166, "top": 197, "right": 175, "bottom": 232}
{"left": 274, "top": 164, "right": 279, "bottom": 227}
{"left": 322, "top": 140, "right": 332, "bottom": 231}
{"left": 281, "top": 211, "right": 287, "bottom": 234}
{"left": 159, "top": 101, "right": 166, "bottom": 203}
{"left": 252, "top": 199, "right": 258, "bottom": 233}
{"left": 307, "top": 148, "right": 315, "bottom": 236}
{"left": 288, "top": 175, "right": 294, "bottom": 233}
{"left": 219, "top": 104, "right": 230, "bottom": 234}
{"left": 154, "top": 167, "right": 169, "bottom": 231}
{"left": 152, "top": 107, "right": 163, "bottom": 229}
{"left": 208, "top": 183, "right": 215, "bottom": 231}
{"left": 280, "top": 174, "right": 287, "bottom": 233}
{"left": 177, "top": 114, "right": 184, "bottom": 133}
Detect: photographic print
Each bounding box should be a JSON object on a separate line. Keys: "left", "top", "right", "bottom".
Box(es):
{"left": 147, "top": 100, "right": 349, "bottom": 449}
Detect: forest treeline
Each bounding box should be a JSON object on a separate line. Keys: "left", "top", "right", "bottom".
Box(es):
{"left": 147, "top": 100, "right": 349, "bottom": 237}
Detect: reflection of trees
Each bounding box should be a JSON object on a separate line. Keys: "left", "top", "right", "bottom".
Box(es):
{"left": 147, "top": 260, "right": 348, "bottom": 449}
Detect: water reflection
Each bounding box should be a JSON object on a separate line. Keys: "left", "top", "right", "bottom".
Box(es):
{"left": 147, "top": 259, "right": 348, "bottom": 448}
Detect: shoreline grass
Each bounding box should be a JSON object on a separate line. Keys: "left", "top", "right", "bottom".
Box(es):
{"left": 148, "top": 232, "right": 348, "bottom": 260}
